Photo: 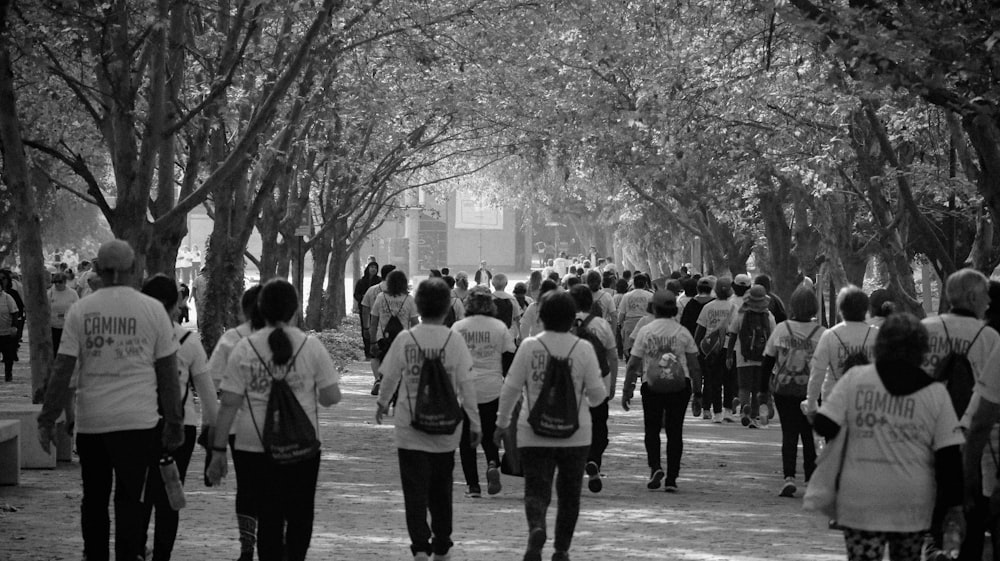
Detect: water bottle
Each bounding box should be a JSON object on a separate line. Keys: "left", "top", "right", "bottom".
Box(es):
{"left": 159, "top": 454, "right": 187, "bottom": 510}
{"left": 941, "top": 518, "right": 962, "bottom": 559}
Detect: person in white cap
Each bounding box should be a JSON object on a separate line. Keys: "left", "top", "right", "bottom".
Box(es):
{"left": 38, "top": 239, "right": 183, "bottom": 561}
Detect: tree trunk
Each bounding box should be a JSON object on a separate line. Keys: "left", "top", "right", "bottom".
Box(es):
{"left": 758, "top": 187, "right": 798, "bottom": 304}
{"left": 145, "top": 212, "right": 187, "bottom": 278}
{"left": 324, "top": 235, "right": 350, "bottom": 329}
{"left": 0, "top": 16, "right": 53, "bottom": 398}
{"left": 305, "top": 237, "right": 331, "bottom": 331}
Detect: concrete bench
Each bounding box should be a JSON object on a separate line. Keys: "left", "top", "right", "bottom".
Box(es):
{"left": 0, "top": 420, "right": 20, "bottom": 485}
{"left": 0, "top": 404, "right": 56, "bottom": 469}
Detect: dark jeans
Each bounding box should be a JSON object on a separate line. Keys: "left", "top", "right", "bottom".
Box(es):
{"left": 232, "top": 450, "right": 321, "bottom": 561}
{"left": 230, "top": 435, "right": 257, "bottom": 521}
{"left": 737, "top": 366, "right": 762, "bottom": 418}
{"left": 640, "top": 381, "right": 691, "bottom": 480}
{"left": 701, "top": 354, "right": 724, "bottom": 413}
{"left": 460, "top": 399, "right": 500, "bottom": 487}
{"left": 520, "top": 446, "right": 589, "bottom": 554}
{"left": 360, "top": 313, "right": 372, "bottom": 359}
{"left": 588, "top": 399, "right": 609, "bottom": 468}
{"left": 724, "top": 361, "right": 738, "bottom": 411}
{"left": 77, "top": 428, "right": 158, "bottom": 561}
{"left": 958, "top": 494, "right": 1000, "bottom": 561}
{"left": 773, "top": 394, "right": 816, "bottom": 480}
{"left": 51, "top": 328, "right": 63, "bottom": 356}
{"left": 398, "top": 449, "right": 455, "bottom": 556}
{"left": 141, "top": 425, "right": 197, "bottom": 561}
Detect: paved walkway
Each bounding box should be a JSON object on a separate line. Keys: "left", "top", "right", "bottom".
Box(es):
{"left": 1, "top": 360, "right": 847, "bottom": 561}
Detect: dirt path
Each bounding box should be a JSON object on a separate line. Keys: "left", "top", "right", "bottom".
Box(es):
{"left": 1, "top": 360, "right": 846, "bottom": 561}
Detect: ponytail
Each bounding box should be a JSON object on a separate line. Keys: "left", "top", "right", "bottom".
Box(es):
{"left": 269, "top": 327, "right": 293, "bottom": 365}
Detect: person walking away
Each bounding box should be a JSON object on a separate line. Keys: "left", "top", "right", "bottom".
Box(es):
{"left": 376, "top": 278, "right": 480, "bottom": 561}
{"left": 527, "top": 270, "right": 544, "bottom": 303}
{"left": 803, "top": 286, "right": 876, "bottom": 422}
{"left": 177, "top": 283, "right": 190, "bottom": 325}
{"left": 521, "top": 280, "right": 559, "bottom": 342}
{"left": 865, "top": 289, "right": 895, "bottom": 328}
{"left": 694, "top": 278, "right": 735, "bottom": 422}
{"left": 205, "top": 285, "right": 264, "bottom": 561}
{"left": 586, "top": 271, "right": 617, "bottom": 336}
{"left": 725, "top": 285, "right": 776, "bottom": 428}
{"left": 495, "top": 290, "right": 607, "bottom": 561}
{"left": 453, "top": 286, "right": 516, "bottom": 498}
{"left": 370, "top": 270, "right": 419, "bottom": 395}
{"left": 492, "top": 273, "right": 522, "bottom": 343}
{"left": 452, "top": 271, "right": 471, "bottom": 302}
{"left": 569, "top": 285, "right": 618, "bottom": 494}
{"left": 48, "top": 272, "right": 79, "bottom": 365}
{"left": 0, "top": 272, "right": 23, "bottom": 382}
{"left": 191, "top": 267, "right": 209, "bottom": 330}
{"left": 362, "top": 264, "right": 396, "bottom": 392}
{"left": 731, "top": 274, "right": 751, "bottom": 310}
{"left": 759, "top": 285, "right": 824, "bottom": 497}
{"left": 208, "top": 279, "right": 342, "bottom": 561}
{"left": 754, "top": 274, "right": 787, "bottom": 325}
{"left": 812, "top": 313, "right": 964, "bottom": 561}
{"left": 139, "top": 275, "right": 219, "bottom": 561}
{"left": 37, "top": 239, "right": 184, "bottom": 561}
{"left": 623, "top": 290, "right": 701, "bottom": 493}
{"left": 617, "top": 274, "right": 653, "bottom": 360}
{"left": 354, "top": 261, "right": 382, "bottom": 359}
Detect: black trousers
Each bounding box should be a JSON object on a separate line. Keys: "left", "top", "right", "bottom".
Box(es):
{"left": 77, "top": 428, "right": 158, "bottom": 561}
{"left": 141, "top": 425, "right": 197, "bottom": 561}
{"left": 588, "top": 399, "right": 609, "bottom": 468}
{"left": 641, "top": 381, "right": 691, "bottom": 480}
{"left": 459, "top": 399, "right": 500, "bottom": 487}
{"left": 231, "top": 451, "right": 321, "bottom": 561}
{"left": 398, "top": 448, "right": 455, "bottom": 556}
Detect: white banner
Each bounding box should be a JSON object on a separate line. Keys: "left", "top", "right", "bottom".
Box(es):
{"left": 454, "top": 192, "right": 503, "bottom": 230}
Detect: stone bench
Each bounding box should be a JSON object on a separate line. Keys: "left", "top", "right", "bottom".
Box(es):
{"left": 0, "top": 404, "right": 56, "bottom": 469}
{"left": 0, "top": 420, "right": 20, "bottom": 485}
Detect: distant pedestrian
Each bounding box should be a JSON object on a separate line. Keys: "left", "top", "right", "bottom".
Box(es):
{"left": 496, "top": 290, "right": 607, "bottom": 561}
{"left": 354, "top": 261, "right": 381, "bottom": 359}
{"left": 48, "top": 272, "right": 79, "bottom": 357}
{"left": 370, "top": 270, "right": 419, "bottom": 395}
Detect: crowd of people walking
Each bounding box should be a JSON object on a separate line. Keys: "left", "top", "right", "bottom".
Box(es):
{"left": 10, "top": 239, "right": 999, "bottom": 561}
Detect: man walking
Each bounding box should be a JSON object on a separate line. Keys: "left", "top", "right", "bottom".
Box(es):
{"left": 38, "top": 239, "right": 184, "bottom": 561}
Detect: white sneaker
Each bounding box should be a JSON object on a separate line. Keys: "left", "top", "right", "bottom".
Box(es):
{"left": 414, "top": 553, "right": 430, "bottom": 561}
{"left": 702, "top": 410, "right": 712, "bottom": 420}
{"left": 758, "top": 404, "right": 770, "bottom": 427}
{"left": 712, "top": 412, "right": 723, "bottom": 423}
{"left": 779, "top": 477, "right": 796, "bottom": 497}
{"left": 723, "top": 410, "right": 737, "bottom": 423}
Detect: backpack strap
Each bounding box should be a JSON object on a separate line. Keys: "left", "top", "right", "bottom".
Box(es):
{"left": 968, "top": 324, "right": 987, "bottom": 354}
{"left": 527, "top": 338, "right": 585, "bottom": 413}
{"left": 244, "top": 335, "right": 309, "bottom": 447}
{"left": 579, "top": 313, "right": 598, "bottom": 331}
{"left": 404, "top": 330, "right": 454, "bottom": 415}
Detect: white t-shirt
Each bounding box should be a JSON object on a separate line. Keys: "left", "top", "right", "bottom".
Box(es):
{"left": 492, "top": 291, "right": 523, "bottom": 341}
{"left": 631, "top": 318, "right": 699, "bottom": 385}
{"left": 48, "top": 287, "right": 79, "bottom": 329}
{"left": 575, "top": 312, "right": 616, "bottom": 394}
{"left": 764, "top": 320, "right": 825, "bottom": 396}
{"left": 727, "top": 310, "right": 777, "bottom": 368}
{"left": 806, "top": 321, "right": 877, "bottom": 411}
{"left": 618, "top": 289, "right": 652, "bottom": 348}
{"left": 175, "top": 326, "right": 209, "bottom": 426}
{"left": 498, "top": 332, "right": 607, "bottom": 448}
{"left": 0, "top": 291, "right": 18, "bottom": 336}
{"left": 920, "top": 314, "right": 1000, "bottom": 382}
{"left": 220, "top": 327, "right": 339, "bottom": 453}
{"left": 453, "top": 315, "right": 516, "bottom": 403}
{"left": 593, "top": 290, "right": 617, "bottom": 326}
{"left": 553, "top": 258, "right": 571, "bottom": 278}
{"left": 696, "top": 299, "right": 736, "bottom": 335}
{"left": 59, "top": 286, "right": 177, "bottom": 433}
{"left": 206, "top": 323, "right": 253, "bottom": 434}
{"left": 819, "top": 365, "right": 964, "bottom": 532}
{"left": 377, "top": 324, "right": 478, "bottom": 453}
{"left": 371, "top": 293, "right": 418, "bottom": 339}
{"left": 520, "top": 301, "right": 542, "bottom": 340}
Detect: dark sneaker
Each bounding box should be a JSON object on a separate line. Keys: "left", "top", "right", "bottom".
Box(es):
{"left": 486, "top": 462, "right": 502, "bottom": 495}
{"left": 465, "top": 485, "right": 481, "bottom": 498}
{"left": 691, "top": 399, "right": 702, "bottom": 418}
{"left": 370, "top": 378, "right": 381, "bottom": 396}
{"left": 552, "top": 552, "right": 570, "bottom": 561}
{"left": 664, "top": 478, "right": 678, "bottom": 493}
{"left": 779, "top": 478, "right": 796, "bottom": 497}
{"left": 524, "top": 527, "right": 546, "bottom": 561}
{"left": 741, "top": 404, "right": 752, "bottom": 427}
{"left": 647, "top": 468, "right": 665, "bottom": 490}
{"left": 585, "top": 461, "right": 602, "bottom": 493}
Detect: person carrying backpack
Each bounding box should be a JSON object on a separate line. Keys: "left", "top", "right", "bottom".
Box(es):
{"left": 370, "top": 270, "right": 419, "bottom": 396}
{"left": 804, "top": 286, "right": 876, "bottom": 422}
{"left": 491, "top": 273, "right": 522, "bottom": 342}
{"left": 694, "top": 277, "right": 736, "bottom": 422}
{"left": 452, "top": 286, "right": 516, "bottom": 498}
{"left": 725, "top": 284, "right": 776, "bottom": 429}
{"left": 617, "top": 274, "right": 653, "bottom": 360}
{"left": 494, "top": 290, "right": 607, "bottom": 561}
{"left": 569, "top": 285, "right": 618, "bottom": 494}
{"left": 623, "top": 290, "right": 701, "bottom": 493}
{"left": 362, "top": 264, "right": 396, "bottom": 391}
{"left": 207, "top": 279, "right": 343, "bottom": 561}
{"left": 376, "top": 278, "right": 480, "bottom": 561}
{"left": 759, "top": 285, "right": 825, "bottom": 498}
